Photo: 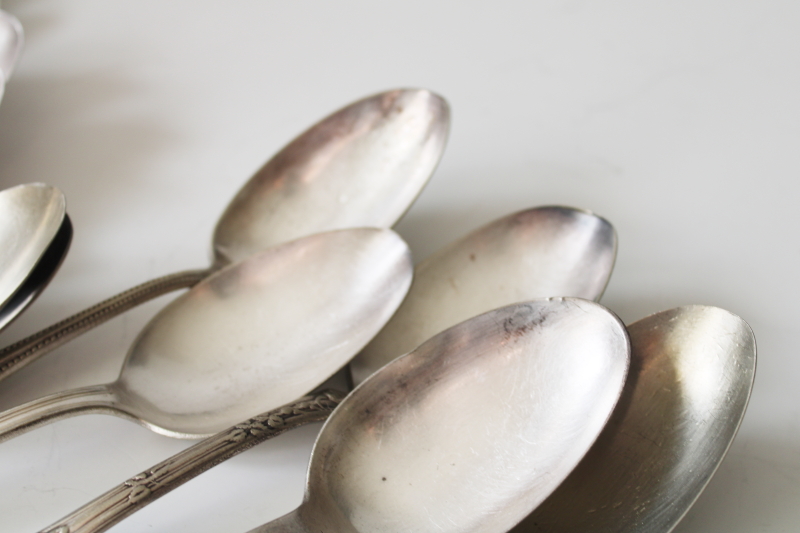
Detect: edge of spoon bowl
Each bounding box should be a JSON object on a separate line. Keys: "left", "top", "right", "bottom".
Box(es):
{"left": 0, "top": 10, "right": 22, "bottom": 79}
{"left": 0, "top": 215, "right": 72, "bottom": 332}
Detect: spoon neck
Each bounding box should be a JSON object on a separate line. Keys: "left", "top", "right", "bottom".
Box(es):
{"left": 0, "top": 384, "right": 120, "bottom": 443}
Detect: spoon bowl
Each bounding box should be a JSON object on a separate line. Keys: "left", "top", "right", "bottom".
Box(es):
{"left": 513, "top": 305, "right": 756, "bottom": 533}
{"left": 0, "top": 228, "right": 412, "bottom": 440}
{"left": 0, "top": 10, "right": 23, "bottom": 80}
{"left": 0, "top": 88, "right": 449, "bottom": 379}
{"left": 351, "top": 205, "right": 616, "bottom": 384}
{"left": 0, "top": 183, "right": 72, "bottom": 333}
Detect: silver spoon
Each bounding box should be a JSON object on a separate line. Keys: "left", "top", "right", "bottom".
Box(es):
{"left": 41, "top": 298, "right": 630, "bottom": 533}
{"left": 0, "top": 183, "right": 72, "bottom": 334}
{"left": 0, "top": 227, "right": 411, "bottom": 441}
{"left": 0, "top": 9, "right": 23, "bottom": 81}
{"left": 350, "top": 205, "right": 617, "bottom": 384}
{"left": 0, "top": 88, "right": 448, "bottom": 379}
{"left": 512, "top": 305, "right": 756, "bottom": 533}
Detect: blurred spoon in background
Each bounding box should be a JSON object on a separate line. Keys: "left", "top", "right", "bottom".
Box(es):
{"left": 513, "top": 305, "right": 756, "bottom": 533}
{"left": 0, "top": 184, "right": 72, "bottom": 337}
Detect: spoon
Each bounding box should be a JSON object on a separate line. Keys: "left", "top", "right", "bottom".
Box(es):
{"left": 41, "top": 298, "right": 631, "bottom": 533}
{"left": 350, "top": 205, "right": 617, "bottom": 384}
{"left": 0, "top": 227, "right": 411, "bottom": 441}
{"left": 0, "top": 183, "right": 72, "bottom": 335}
{"left": 512, "top": 305, "right": 756, "bottom": 533}
{"left": 0, "top": 9, "right": 23, "bottom": 80}
{"left": 0, "top": 88, "right": 449, "bottom": 380}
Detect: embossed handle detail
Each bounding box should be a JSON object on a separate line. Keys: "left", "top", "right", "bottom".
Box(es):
{"left": 0, "top": 268, "right": 210, "bottom": 380}
{"left": 40, "top": 390, "right": 346, "bottom": 533}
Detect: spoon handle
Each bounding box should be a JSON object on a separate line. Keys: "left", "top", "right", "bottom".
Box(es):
{"left": 0, "top": 268, "right": 210, "bottom": 380}
{"left": 38, "top": 390, "right": 345, "bottom": 533}
{"left": 0, "top": 384, "right": 119, "bottom": 442}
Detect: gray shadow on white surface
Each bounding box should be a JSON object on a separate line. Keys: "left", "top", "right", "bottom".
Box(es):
{"left": 673, "top": 434, "right": 800, "bottom": 533}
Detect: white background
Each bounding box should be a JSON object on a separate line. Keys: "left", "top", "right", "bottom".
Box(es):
{"left": 0, "top": 1, "right": 797, "bottom": 532}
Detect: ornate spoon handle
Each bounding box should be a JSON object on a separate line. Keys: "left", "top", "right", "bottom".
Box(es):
{"left": 0, "top": 268, "right": 210, "bottom": 380}
{"left": 39, "top": 390, "right": 345, "bottom": 533}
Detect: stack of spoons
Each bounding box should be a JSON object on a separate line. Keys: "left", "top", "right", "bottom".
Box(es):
{"left": 0, "top": 88, "right": 756, "bottom": 533}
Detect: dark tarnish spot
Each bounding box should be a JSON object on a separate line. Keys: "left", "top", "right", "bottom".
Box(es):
{"left": 503, "top": 305, "right": 546, "bottom": 338}
{"left": 469, "top": 253, "right": 476, "bottom": 261}
{"left": 382, "top": 477, "right": 387, "bottom": 481}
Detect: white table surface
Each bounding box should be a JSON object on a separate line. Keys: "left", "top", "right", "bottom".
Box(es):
{"left": 0, "top": 1, "right": 797, "bottom": 532}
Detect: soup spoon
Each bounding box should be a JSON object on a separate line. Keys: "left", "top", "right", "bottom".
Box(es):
{"left": 350, "top": 205, "right": 617, "bottom": 385}
{"left": 0, "top": 88, "right": 448, "bottom": 380}
{"left": 0, "top": 183, "right": 72, "bottom": 335}
{"left": 0, "top": 227, "right": 412, "bottom": 441}
{"left": 40, "top": 298, "right": 630, "bottom": 533}
{"left": 512, "top": 305, "right": 756, "bottom": 533}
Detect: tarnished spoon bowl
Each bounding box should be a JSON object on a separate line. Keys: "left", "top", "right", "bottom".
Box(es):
{"left": 0, "top": 228, "right": 411, "bottom": 440}
{"left": 514, "top": 305, "right": 756, "bottom": 533}
{"left": 351, "top": 205, "right": 616, "bottom": 385}
{"left": 0, "top": 183, "right": 72, "bottom": 333}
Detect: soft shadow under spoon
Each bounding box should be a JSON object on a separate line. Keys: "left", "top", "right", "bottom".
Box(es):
{"left": 42, "top": 298, "right": 630, "bottom": 533}
{"left": 513, "top": 305, "right": 756, "bottom": 533}
{"left": 0, "top": 227, "right": 411, "bottom": 441}
{"left": 0, "top": 183, "right": 72, "bottom": 335}
{"left": 0, "top": 88, "right": 448, "bottom": 380}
